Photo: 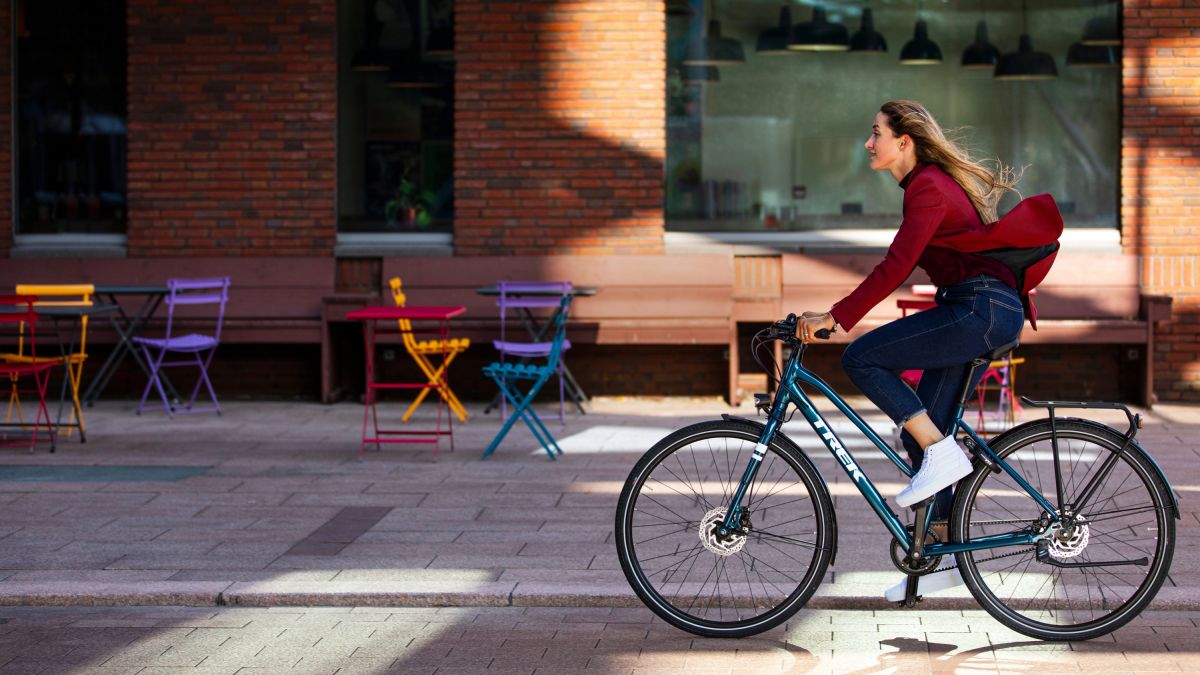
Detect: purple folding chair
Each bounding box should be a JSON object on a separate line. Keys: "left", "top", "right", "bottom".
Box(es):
{"left": 494, "top": 281, "right": 573, "bottom": 421}
{"left": 133, "top": 277, "right": 231, "bottom": 417}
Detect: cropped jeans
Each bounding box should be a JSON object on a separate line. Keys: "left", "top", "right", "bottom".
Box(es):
{"left": 841, "top": 275, "right": 1025, "bottom": 518}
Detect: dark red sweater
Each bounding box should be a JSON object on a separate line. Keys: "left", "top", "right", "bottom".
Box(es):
{"left": 830, "top": 163, "right": 1016, "bottom": 331}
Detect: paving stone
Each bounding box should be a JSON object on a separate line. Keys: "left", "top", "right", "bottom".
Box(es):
{"left": 3, "top": 398, "right": 1198, "bottom": 622}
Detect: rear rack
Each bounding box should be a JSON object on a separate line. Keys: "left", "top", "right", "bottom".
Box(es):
{"left": 1018, "top": 396, "right": 1142, "bottom": 436}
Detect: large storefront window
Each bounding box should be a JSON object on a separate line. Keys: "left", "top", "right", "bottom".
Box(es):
{"left": 667, "top": 1, "right": 1120, "bottom": 232}
{"left": 338, "top": 0, "right": 454, "bottom": 234}
{"left": 15, "top": 0, "right": 127, "bottom": 235}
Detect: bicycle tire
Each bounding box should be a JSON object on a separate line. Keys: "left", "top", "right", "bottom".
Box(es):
{"left": 615, "top": 419, "right": 835, "bottom": 638}
{"left": 951, "top": 418, "right": 1175, "bottom": 640}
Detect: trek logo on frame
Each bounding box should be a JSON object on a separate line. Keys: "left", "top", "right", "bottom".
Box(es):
{"left": 814, "top": 417, "right": 864, "bottom": 483}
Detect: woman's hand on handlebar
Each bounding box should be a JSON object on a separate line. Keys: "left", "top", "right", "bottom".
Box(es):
{"left": 797, "top": 311, "right": 837, "bottom": 344}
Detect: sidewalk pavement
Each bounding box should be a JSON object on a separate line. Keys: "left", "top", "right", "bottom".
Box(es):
{"left": 0, "top": 397, "right": 1195, "bottom": 612}
{"left": 3, "top": 605, "right": 1198, "bottom": 673}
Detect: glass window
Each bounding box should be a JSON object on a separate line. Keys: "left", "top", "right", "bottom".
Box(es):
{"left": 338, "top": 0, "right": 454, "bottom": 234}
{"left": 666, "top": 1, "right": 1120, "bottom": 232}
{"left": 15, "top": 0, "right": 127, "bottom": 235}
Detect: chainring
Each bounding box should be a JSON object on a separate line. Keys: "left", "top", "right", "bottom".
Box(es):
{"left": 889, "top": 526, "right": 943, "bottom": 575}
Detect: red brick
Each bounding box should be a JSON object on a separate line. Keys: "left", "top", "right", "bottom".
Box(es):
{"left": 125, "top": 0, "right": 336, "bottom": 256}
{"left": 453, "top": 0, "right": 664, "bottom": 256}
{"left": 1124, "top": 5, "right": 1200, "bottom": 401}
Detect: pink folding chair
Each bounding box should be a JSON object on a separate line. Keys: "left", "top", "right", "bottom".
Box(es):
{"left": 0, "top": 295, "right": 58, "bottom": 451}
{"left": 133, "top": 277, "right": 231, "bottom": 417}
{"left": 494, "top": 281, "right": 573, "bottom": 421}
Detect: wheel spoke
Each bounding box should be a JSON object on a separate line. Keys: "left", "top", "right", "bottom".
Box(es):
{"left": 956, "top": 422, "right": 1173, "bottom": 640}
{"left": 616, "top": 424, "right": 831, "bottom": 635}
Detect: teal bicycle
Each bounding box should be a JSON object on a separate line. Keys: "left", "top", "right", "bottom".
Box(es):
{"left": 615, "top": 314, "right": 1177, "bottom": 640}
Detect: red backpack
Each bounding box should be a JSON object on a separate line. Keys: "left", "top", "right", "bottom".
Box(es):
{"left": 939, "top": 194, "right": 1064, "bottom": 329}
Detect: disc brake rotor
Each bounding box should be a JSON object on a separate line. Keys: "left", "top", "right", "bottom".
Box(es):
{"left": 699, "top": 507, "right": 746, "bottom": 556}
{"left": 1047, "top": 515, "right": 1090, "bottom": 559}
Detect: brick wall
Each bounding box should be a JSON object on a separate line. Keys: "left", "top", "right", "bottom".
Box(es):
{"left": 1123, "top": 1, "right": 1200, "bottom": 401}
{"left": 453, "top": 0, "right": 666, "bottom": 255}
{"left": 0, "top": 0, "right": 11, "bottom": 257}
{"left": 125, "top": 0, "right": 336, "bottom": 256}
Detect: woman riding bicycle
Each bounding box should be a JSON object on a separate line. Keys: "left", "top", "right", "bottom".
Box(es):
{"left": 796, "top": 100, "right": 1035, "bottom": 600}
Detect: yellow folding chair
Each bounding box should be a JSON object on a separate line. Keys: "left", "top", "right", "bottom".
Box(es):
{"left": 4, "top": 284, "right": 94, "bottom": 438}
{"left": 388, "top": 277, "right": 470, "bottom": 423}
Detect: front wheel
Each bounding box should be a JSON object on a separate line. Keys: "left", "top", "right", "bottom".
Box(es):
{"left": 615, "top": 419, "right": 835, "bottom": 637}
{"left": 951, "top": 418, "right": 1175, "bottom": 640}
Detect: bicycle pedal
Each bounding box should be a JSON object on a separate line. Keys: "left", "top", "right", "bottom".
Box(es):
{"left": 962, "top": 437, "right": 1001, "bottom": 474}
{"left": 898, "top": 596, "right": 923, "bottom": 609}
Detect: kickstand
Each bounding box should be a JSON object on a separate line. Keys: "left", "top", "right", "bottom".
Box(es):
{"left": 902, "top": 573, "right": 922, "bottom": 608}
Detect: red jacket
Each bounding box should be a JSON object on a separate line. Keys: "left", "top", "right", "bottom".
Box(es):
{"left": 830, "top": 163, "right": 1062, "bottom": 331}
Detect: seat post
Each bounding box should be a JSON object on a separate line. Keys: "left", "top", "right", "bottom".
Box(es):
{"left": 957, "top": 357, "right": 990, "bottom": 409}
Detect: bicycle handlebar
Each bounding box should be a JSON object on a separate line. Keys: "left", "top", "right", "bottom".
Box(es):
{"left": 768, "top": 313, "right": 835, "bottom": 343}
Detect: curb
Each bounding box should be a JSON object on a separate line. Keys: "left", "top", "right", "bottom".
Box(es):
{"left": 1, "top": 584, "right": 1194, "bottom": 612}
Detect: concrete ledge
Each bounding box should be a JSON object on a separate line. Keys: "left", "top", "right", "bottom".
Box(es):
{"left": 2, "top": 582, "right": 1193, "bottom": 613}
{"left": 0, "top": 582, "right": 229, "bottom": 607}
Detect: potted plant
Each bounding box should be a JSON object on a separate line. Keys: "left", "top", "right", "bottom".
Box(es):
{"left": 385, "top": 173, "right": 436, "bottom": 228}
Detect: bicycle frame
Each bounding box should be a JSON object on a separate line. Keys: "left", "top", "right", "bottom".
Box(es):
{"left": 721, "top": 343, "right": 1059, "bottom": 558}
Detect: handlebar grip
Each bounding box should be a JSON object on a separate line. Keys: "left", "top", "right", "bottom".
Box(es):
{"left": 814, "top": 328, "right": 833, "bottom": 340}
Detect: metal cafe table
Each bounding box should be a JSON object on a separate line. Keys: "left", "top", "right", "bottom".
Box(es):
{"left": 345, "top": 304, "right": 466, "bottom": 461}
{"left": 475, "top": 285, "right": 596, "bottom": 415}
{"left": 81, "top": 285, "right": 180, "bottom": 407}
{"left": 0, "top": 302, "right": 118, "bottom": 451}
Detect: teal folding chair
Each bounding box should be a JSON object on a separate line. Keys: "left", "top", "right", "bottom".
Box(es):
{"left": 481, "top": 295, "right": 572, "bottom": 460}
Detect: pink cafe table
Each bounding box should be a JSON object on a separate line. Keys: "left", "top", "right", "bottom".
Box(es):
{"left": 345, "top": 305, "right": 465, "bottom": 461}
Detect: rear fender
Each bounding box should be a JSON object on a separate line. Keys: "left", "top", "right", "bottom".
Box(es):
{"left": 983, "top": 417, "right": 1180, "bottom": 519}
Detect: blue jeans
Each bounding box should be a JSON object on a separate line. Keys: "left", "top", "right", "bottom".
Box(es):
{"left": 841, "top": 275, "right": 1025, "bottom": 518}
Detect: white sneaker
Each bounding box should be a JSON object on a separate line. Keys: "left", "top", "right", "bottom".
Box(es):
{"left": 895, "top": 436, "right": 973, "bottom": 508}
{"left": 885, "top": 562, "right": 964, "bottom": 602}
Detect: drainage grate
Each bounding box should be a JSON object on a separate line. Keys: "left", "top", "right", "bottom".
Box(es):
{"left": 0, "top": 465, "right": 211, "bottom": 482}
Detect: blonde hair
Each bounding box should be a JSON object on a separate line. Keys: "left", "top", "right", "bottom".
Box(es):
{"left": 880, "top": 100, "right": 1020, "bottom": 223}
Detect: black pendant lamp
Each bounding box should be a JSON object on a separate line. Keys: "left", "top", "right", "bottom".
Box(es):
{"left": 849, "top": 8, "right": 887, "bottom": 54}
{"left": 681, "top": 65, "right": 720, "bottom": 85}
{"left": 788, "top": 6, "right": 850, "bottom": 52}
{"left": 1081, "top": 15, "right": 1120, "bottom": 46}
{"left": 756, "top": 5, "right": 793, "bottom": 55}
{"left": 961, "top": 20, "right": 1000, "bottom": 69}
{"left": 900, "top": 20, "right": 941, "bottom": 65}
{"left": 995, "top": 2, "right": 1057, "bottom": 81}
{"left": 666, "top": 0, "right": 694, "bottom": 17}
{"left": 1067, "top": 43, "right": 1119, "bottom": 68}
{"left": 683, "top": 2, "right": 745, "bottom": 66}
{"left": 351, "top": 0, "right": 390, "bottom": 72}
{"left": 995, "top": 35, "right": 1058, "bottom": 80}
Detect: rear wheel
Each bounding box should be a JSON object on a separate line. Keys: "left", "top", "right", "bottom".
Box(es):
{"left": 615, "top": 419, "right": 834, "bottom": 637}
{"left": 951, "top": 419, "right": 1175, "bottom": 640}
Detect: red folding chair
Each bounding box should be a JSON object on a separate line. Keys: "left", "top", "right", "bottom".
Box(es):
{"left": 0, "top": 295, "right": 58, "bottom": 452}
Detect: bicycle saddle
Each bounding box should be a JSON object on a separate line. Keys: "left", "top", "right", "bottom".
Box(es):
{"left": 983, "top": 339, "right": 1019, "bottom": 362}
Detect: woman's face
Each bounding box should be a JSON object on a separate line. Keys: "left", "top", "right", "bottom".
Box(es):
{"left": 865, "top": 112, "right": 906, "bottom": 172}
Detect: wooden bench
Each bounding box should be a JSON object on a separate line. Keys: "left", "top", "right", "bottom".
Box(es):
{"left": 1, "top": 250, "right": 1167, "bottom": 405}
{"left": 382, "top": 255, "right": 739, "bottom": 403}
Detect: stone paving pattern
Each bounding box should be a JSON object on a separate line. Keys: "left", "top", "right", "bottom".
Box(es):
{"left": 0, "top": 397, "right": 1196, "bottom": 672}
{"left": 0, "top": 398, "right": 1195, "bottom": 609}
{"left": 0, "top": 606, "right": 1197, "bottom": 673}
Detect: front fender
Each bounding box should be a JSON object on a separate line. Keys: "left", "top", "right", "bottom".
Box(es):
{"left": 721, "top": 414, "right": 840, "bottom": 564}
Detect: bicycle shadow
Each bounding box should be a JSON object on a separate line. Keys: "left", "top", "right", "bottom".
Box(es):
{"left": 835, "top": 637, "right": 1059, "bottom": 674}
